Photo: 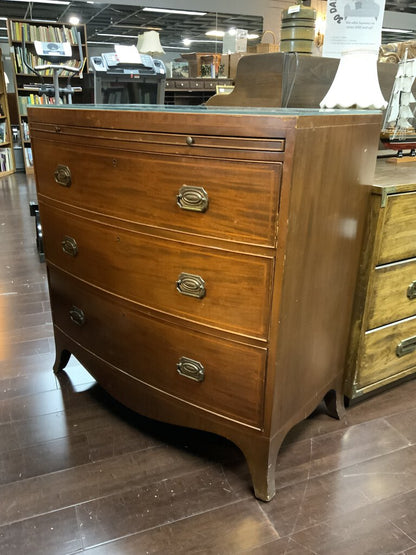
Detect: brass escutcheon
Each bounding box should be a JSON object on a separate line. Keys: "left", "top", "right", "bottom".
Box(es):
{"left": 69, "top": 306, "right": 86, "bottom": 326}
{"left": 54, "top": 164, "right": 71, "bottom": 187}
{"left": 177, "top": 356, "right": 205, "bottom": 382}
{"left": 177, "top": 185, "right": 209, "bottom": 212}
{"left": 176, "top": 272, "right": 206, "bottom": 298}
{"left": 61, "top": 236, "right": 78, "bottom": 257}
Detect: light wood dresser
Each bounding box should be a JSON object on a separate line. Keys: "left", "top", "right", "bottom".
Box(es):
{"left": 345, "top": 159, "right": 416, "bottom": 401}
{"left": 28, "top": 105, "right": 381, "bottom": 501}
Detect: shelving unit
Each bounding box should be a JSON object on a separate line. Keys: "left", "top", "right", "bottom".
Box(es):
{"left": 0, "top": 49, "right": 15, "bottom": 177}
{"left": 7, "top": 18, "right": 88, "bottom": 173}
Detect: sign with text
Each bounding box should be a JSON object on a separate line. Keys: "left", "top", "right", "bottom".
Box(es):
{"left": 322, "top": 0, "right": 386, "bottom": 58}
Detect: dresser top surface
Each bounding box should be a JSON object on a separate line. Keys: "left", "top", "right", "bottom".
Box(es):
{"left": 27, "top": 104, "right": 380, "bottom": 117}
{"left": 373, "top": 158, "right": 416, "bottom": 194}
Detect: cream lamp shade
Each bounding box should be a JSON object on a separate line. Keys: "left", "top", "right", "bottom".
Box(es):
{"left": 320, "top": 48, "right": 387, "bottom": 109}
{"left": 138, "top": 30, "right": 165, "bottom": 56}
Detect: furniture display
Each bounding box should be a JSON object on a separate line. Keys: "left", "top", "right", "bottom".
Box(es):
{"left": 7, "top": 18, "right": 88, "bottom": 173}
{"left": 0, "top": 49, "right": 15, "bottom": 176}
{"left": 28, "top": 104, "right": 381, "bottom": 501}
{"left": 164, "top": 78, "right": 233, "bottom": 105}
{"left": 345, "top": 159, "right": 416, "bottom": 400}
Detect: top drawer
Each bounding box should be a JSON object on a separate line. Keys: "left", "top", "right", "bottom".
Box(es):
{"left": 33, "top": 141, "right": 282, "bottom": 247}
{"left": 378, "top": 192, "right": 416, "bottom": 265}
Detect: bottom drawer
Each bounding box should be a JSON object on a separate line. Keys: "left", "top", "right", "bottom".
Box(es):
{"left": 358, "top": 316, "right": 416, "bottom": 390}
{"left": 48, "top": 267, "right": 266, "bottom": 428}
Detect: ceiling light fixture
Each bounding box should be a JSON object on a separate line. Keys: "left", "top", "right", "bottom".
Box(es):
{"left": 142, "top": 8, "right": 207, "bottom": 16}
{"left": 382, "top": 27, "right": 413, "bottom": 33}
{"left": 97, "top": 33, "right": 140, "bottom": 38}
{"left": 113, "top": 24, "right": 162, "bottom": 31}
{"left": 205, "top": 30, "right": 224, "bottom": 37}
{"left": 182, "top": 39, "right": 222, "bottom": 44}
{"left": 69, "top": 16, "right": 80, "bottom": 25}
{"left": 6, "top": 0, "right": 70, "bottom": 4}
{"left": 247, "top": 34, "right": 260, "bottom": 39}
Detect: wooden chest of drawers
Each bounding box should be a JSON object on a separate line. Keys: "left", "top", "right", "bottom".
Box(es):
{"left": 28, "top": 105, "right": 381, "bottom": 501}
{"left": 345, "top": 160, "right": 416, "bottom": 400}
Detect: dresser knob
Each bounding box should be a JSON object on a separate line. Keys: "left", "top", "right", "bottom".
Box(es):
{"left": 54, "top": 164, "right": 71, "bottom": 187}
{"left": 186, "top": 136, "right": 194, "bottom": 146}
{"left": 177, "top": 185, "right": 209, "bottom": 212}
{"left": 176, "top": 273, "right": 206, "bottom": 299}
{"left": 177, "top": 356, "right": 205, "bottom": 382}
{"left": 396, "top": 336, "right": 416, "bottom": 357}
{"left": 69, "top": 306, "right": 86, "bottom": 326}
{"left": 61, "top": 236, "right": 78, "bottom": 257}
{"left": 407, "top": 281, "right": 416, "bottom": 300}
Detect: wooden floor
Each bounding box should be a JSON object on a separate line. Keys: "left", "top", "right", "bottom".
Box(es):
{"left": 1, "top": 171, "right": 416, "bottom": 554}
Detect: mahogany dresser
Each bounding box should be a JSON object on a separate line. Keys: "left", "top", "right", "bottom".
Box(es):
{"left": 28, "top": 105, "right": 381, "bottom": 501}
{"left": 345, "top": 159, "right": 416, "bottom": 401}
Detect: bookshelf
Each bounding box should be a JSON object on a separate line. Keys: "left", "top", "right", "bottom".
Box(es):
{"left": 0, "top": 49, "right": 15, "bottom": 177}
{"left": 7, "top": 18, "right": 88, "bottom": 173}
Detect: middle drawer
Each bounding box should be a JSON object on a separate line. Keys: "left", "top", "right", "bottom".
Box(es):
{"left": 41, "top": 203, "right": 273, "bottom": 340}
{"left": 367, "top": 258, "right": 416, "bottom": 330}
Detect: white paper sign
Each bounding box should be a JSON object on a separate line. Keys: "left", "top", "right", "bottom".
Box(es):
{"left": 322, "top": 0, "right": 386, "bottom": 58}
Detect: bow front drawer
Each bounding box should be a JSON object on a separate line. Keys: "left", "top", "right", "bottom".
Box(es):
{"left": 48, "top": 267, "right": 266, "bottom": 428}
{"left": 41, "top": 204, "right": 273, "bottom": 339}
{"left": 34, "top": 142, "right": 282, "bottom": 247}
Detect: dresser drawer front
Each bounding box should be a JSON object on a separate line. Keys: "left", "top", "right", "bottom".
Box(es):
{"left": 358, "top": 317, "right": 416, "bottom": 388}
{"left": 49, "top": 268, "right": 266, "bottom": 427}
{"left": 367, "top": 259, "right": 416, "bottom": 329}
{"left": 378, "top": 192, "right": 416, "bottom": 265}
{"left": 34, "top": 142, "right": 281, "bottom": 246}
{"left": 41, "top": 205, "right": 272, "bottom": 339}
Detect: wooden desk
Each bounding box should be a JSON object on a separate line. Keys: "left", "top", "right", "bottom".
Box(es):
{"left": 346, "top": 159, "right": 416, "bottom": 400}
{"left": 28, "top": 105, "right": 381, "bottom": 501}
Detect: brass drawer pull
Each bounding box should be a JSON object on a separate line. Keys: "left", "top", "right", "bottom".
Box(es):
{"left": 177, "top": 185, "right": 209, "bottom": 213}
{"left": 177, "top": 356, "right": 205, "bottom": 382}
{"left": 407, "top": 281, "right": 416, "bottom": 300}
{"left": 396, "top": 336, "right": 416, "bottom": 357}
{"left": 61, "top": 236, "right": 78, "bottom": 257}
{"left": 186, "top": 136, "right": 194, "bottom": 146}
{"left": 54, "top": 164, "right": 71, "bottom": 187}
{"left": 176, "top": 272, "right": 206, "bottom": 299}
{"left": 69, "top": 306, "right": 86, "bottom": 326}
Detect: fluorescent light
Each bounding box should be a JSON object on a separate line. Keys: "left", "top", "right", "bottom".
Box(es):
{"left": 182, "top": 39, "right": 222, "bottom": 44}
{"left": 87, "top": 41, "right": 118, "bottom": 45}
{"left": 247, "top": 34, "right": 259, "bottom": 40}
{"left": 382, "top": 27, "right": 413, "bottom": 34}
{"left": 205, "top": 30, "right": 224, "bottom": 37}
{"left": 97, "top": 33, "right": 140, "bottom": 38}
{"left": 142, "top": 8, "right": 206, "bottom": 16}
{"left": 6, "top": 0, "right": 70, "bottom": 4}
{"left": 163, "top": 46, "right": 190, "bottom": 50}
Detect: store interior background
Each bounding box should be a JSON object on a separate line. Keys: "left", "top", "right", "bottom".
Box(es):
{"left": 1, "top": 0, "right": 416, "bottom": 85}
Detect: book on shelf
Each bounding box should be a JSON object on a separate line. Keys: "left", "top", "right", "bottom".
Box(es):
{"left": 22, "top": 121, "right": 30, "bottom": 141}
{"left": 9, "top": 21, "right": 81, "bottom": 45}
{"left": 0, "top": 148, "right": 12, "bottom": 172}
{"left": 18, "top": 94, "right": 66, "bottom": 116}
{"left": 0, "top": 121, "right": 8, "bottom": 143}
{"left": 23, "top": 146, "right": 33, "bottom": 167}
{"left": 13, "top": 46, "right": 82, "bottom": 76}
